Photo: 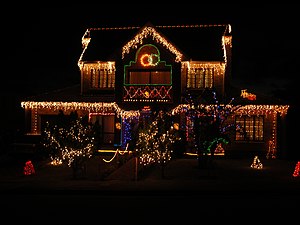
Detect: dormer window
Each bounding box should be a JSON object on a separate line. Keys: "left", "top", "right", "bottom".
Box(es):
{"left": 187, "top": 67, "right": 213, "bottom": 89}
{"left": 91, "top": 68, "right": 115, "bottom": 89}
{"left": 82, "top": 62, "right": 115, "bottom": 90}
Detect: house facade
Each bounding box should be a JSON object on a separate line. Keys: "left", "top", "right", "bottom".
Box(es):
{"left": 21, "top": 22, "right": 289, "bottom": 159}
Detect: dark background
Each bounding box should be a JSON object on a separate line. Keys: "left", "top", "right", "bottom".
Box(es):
{"left": 1, "top": 4, "right": 299, "bottom": 157}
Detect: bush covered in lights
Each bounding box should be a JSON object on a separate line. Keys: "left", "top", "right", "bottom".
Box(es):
{"left": 42, "top": 111, "right": 95, "bottom": 178}
{"left": 135, "top": 110, "right": 180, "bottom": 170}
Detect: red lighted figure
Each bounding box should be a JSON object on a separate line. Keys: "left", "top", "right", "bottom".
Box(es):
{"left": 292, "top": 161, "right": 300, "bottom": 177}
{"left": 23, "top": 160, "right": 35, "bottom": 175}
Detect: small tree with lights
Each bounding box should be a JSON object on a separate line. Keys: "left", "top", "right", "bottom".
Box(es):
{"left": 181, "top": 89, "right": 240, "bottom": 168}
{"left": 42, "top": 111, "right": 96, "bottom": 179}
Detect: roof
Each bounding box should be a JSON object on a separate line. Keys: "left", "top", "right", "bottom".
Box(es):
{"left": 80, "top": 23, "right": 230, "bottom": 62}
{"left": 22, "top": 83, "right": 287, "bottom": 106}
{"left": 22, "top": 85, "right": 115, "bottom": 102}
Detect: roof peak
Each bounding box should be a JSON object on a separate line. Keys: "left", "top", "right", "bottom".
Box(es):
{"left": 88, "top": 23, "right": 230, "bottom": 31}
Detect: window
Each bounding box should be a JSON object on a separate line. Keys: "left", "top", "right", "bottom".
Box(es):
{"left": 129, "top": 71, "right": 149, "bottom": 84}
{"left": 90, "top": 114, "right": 115, "bottom": 146}
{"left": 128, "top": 71, "right": 171, "bottom": 85}
{"left": 124, "top": 44, "right": 172, "bottom": 86}
{"left": 235, "top": 116, "right": 264, "bottom": 141}
{"left": 187, "top": 68, "right": 213, "bottom": 89}
{"left": 91, "top": 68, "right": 115, "bottom": 89}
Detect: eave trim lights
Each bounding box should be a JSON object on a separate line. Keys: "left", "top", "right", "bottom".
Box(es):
{"left": 122, "top": 26, "right": 183, "bottom": 62}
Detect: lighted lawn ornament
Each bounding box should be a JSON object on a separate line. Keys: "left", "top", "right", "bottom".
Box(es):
{"left": 205, "top": 137, "right": 228, "bottom": 156}
{"left": 292, "top": 161, "right": 300, "bottom": 177}
{"left": 250, "top": 155, "right": 263, "bottom": 169}
{"left": 23, "top": 160, "right": 35, "bottom": 175}
{"left": 241, "top": 89, "right": 256, "bottom": 101}
{"left": 214, "top": 142, "right": 225, "bottom": 155}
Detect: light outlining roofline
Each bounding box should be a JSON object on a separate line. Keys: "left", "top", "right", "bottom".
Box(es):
{"left": 21, "top": 101, "right": 289, "bottom": 117}
{"left": 77, "top": 24, "right": 231, "bottom": 68}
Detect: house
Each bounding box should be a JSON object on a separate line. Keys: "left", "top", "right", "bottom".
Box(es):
{"left": 20, "top": 22, "right": 289, "bottom": 159}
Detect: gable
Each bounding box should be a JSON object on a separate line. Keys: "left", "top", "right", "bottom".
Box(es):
{"left": 122, "top": 24, "right": 183, "bottom": 62}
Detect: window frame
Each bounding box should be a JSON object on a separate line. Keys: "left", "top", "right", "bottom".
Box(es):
{"left": 187, "top": 67, "right": 214, "bottom": 89}
{"left": 235, "top": 115, "right": 264, "bottom": 142}
{"left": 91, "top": 68, "right": 115, "bottom": 89}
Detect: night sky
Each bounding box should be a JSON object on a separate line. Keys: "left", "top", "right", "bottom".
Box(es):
{"left": 2, "top": 5, "right": 299, "bottom": 98}
{"left": 1, "top": 5, "right": 299, "bottom": 144}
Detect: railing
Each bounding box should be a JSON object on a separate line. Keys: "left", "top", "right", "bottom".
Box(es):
{"left": 123, "top": 85, "right": 172, "bottom": 102}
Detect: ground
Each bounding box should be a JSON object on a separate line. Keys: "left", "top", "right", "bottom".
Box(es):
{"left": 1, "top": 154, "right": 300, "bottom": 224}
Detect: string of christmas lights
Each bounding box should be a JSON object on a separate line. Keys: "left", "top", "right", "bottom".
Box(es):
{"left": 122, "top": 26, "right": 183, "bottom": 62}
{"left": 250, "top": 155, "right": 263, "bottom": 169}
{"left": 21, "top": 101, "right": 140, "bottom": 119}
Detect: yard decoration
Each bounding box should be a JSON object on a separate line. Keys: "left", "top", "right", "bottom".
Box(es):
{"left": 23, "top": 160, "right": 35, "bottom": 175}
{"left": 250, "top": 155, "right": 263, "bottom": 169}
{"left": 292, "top": 161, "right": 300, "bottom": 177}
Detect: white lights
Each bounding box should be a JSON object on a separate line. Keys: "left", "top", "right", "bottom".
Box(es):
{"left": 122, "top": 26, "right": 183, "bottom": 62}
{"left": 21, "top": 101, "right": 140, "bottom": 119}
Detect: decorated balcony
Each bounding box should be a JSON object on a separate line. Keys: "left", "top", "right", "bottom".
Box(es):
{"left": 123, "top": 85, "right": 172, "bottom": 102}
